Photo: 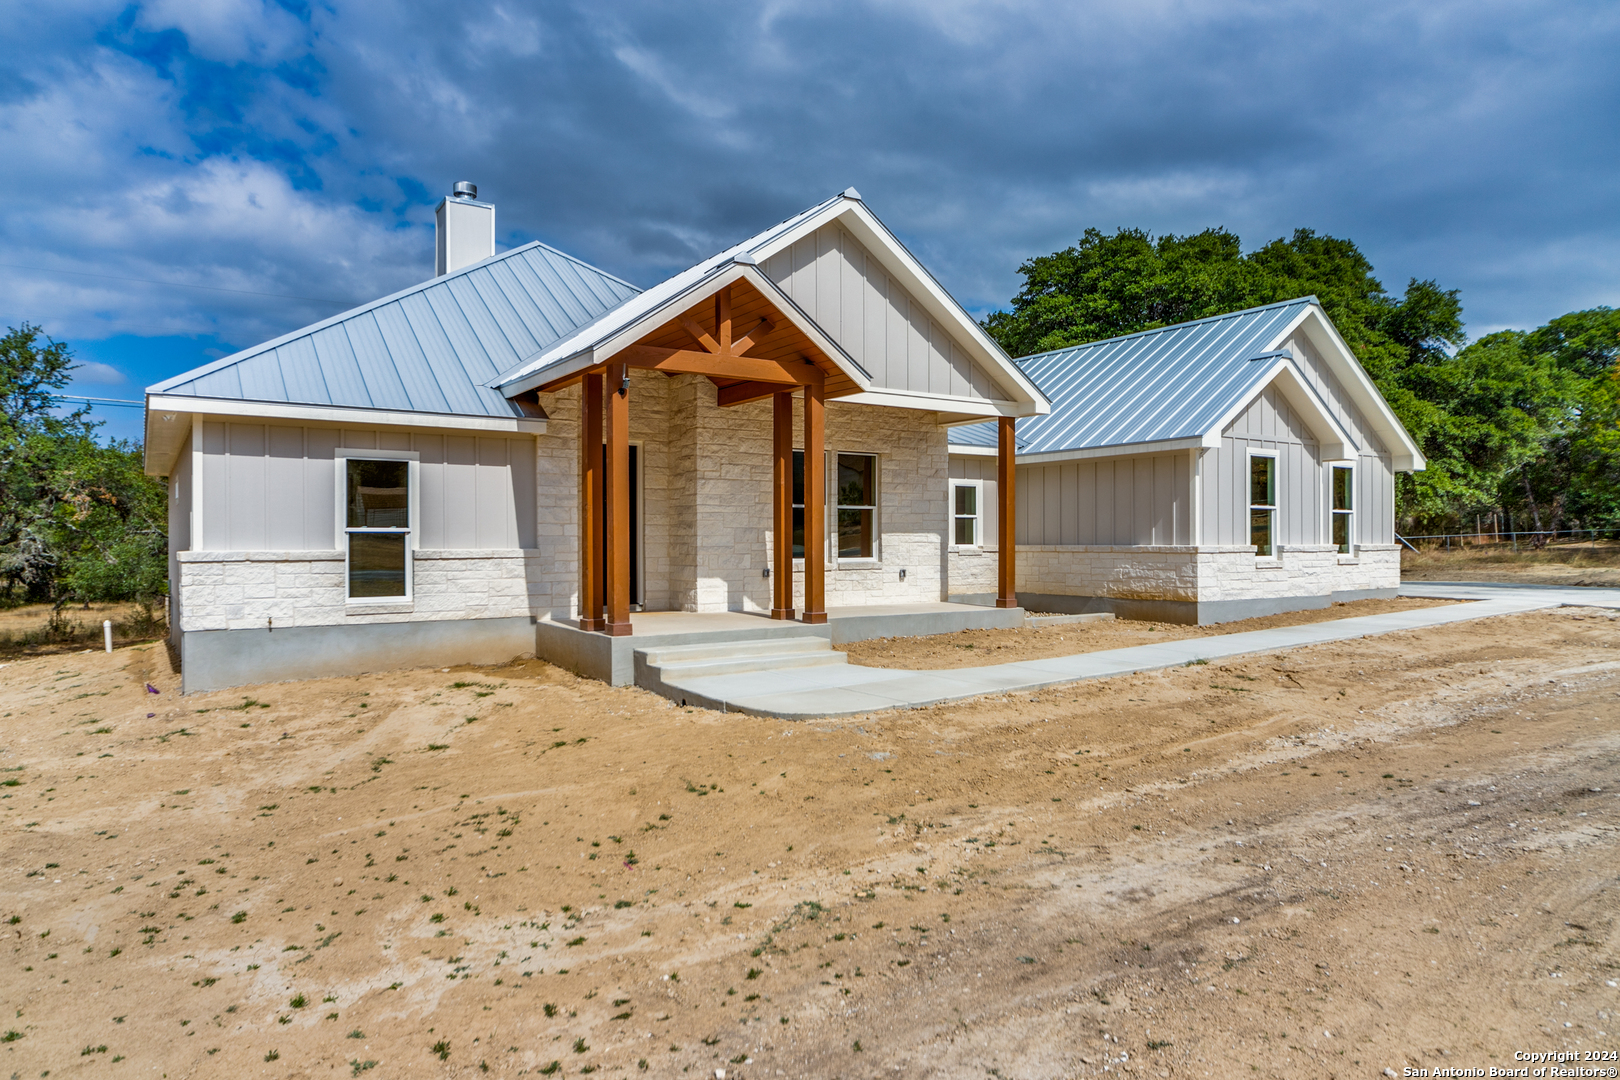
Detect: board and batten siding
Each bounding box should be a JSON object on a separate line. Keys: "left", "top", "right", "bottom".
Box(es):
{"left": 195, "top": 420, "right": 537, "bottom": 551}
{"left": 952, "top": 452, "right": 1191, "bottom": 546}
{"left": 1208, "top": 384, "right": 1322, "bottom": 548}
{"left": 763, "top": 222, "right": 1013, "bottom": 401}
{"left": 1282, "top": 330, "right": 1397, "bottom": 545}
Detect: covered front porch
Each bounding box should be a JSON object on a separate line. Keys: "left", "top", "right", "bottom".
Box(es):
{"left": 528, "top": 275, "right": 1022, "bottom": 634}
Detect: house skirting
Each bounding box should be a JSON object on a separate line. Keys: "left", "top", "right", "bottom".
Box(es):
{"left": 178, "top": 615, "right": 538, "bottom": 694}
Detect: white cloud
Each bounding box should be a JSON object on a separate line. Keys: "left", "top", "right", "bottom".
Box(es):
{"left": 71, "top": 361, "right": 127, "bottom": 384}
{"left": 134, "top": 0, "right": 309, "bottom": 63}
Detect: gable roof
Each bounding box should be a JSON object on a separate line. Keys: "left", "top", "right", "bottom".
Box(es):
{"left": 495, "top": 190, "right": 1049, "bottom": 417}
{"left": 950, "top": 298, "right": 1424, "bottom": 470}
{"left": 148, "top": 241, "right": 640, "bottom": 418}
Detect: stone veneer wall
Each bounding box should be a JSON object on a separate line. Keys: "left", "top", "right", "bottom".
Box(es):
{"left": 1329, "top": 544, "right": 1401, "bottom": 595}
{"left": 946, "top": 549, "right": 999, "bottom": 596}
{"left": 1197, "top": 545, "right": 1336, "bottom": 603}
{"left": 672, "top": 383, "right": 949, "bottom": 613}
{"left": 175, "top": 549, "right": 544, "bottom": 631}
{"left": 1009, "top": 542, "right": 1399, "bottom": 609}
{"left": 1017, "top": 545, "right": 1202, "bottom": 602}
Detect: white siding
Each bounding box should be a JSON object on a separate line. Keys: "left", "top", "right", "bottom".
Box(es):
{"left": 1210, "top": 385, "right": 1320, "bottom": 548}
{"left": 197, "top": 420, "right": 536, "bottom": 551}
{"left": 949, "top": 451, "right": 1190, "bottom": 546}
{"left": 763, "top": 222, "right": 1013, "bottom": 401}
{"left": 1284, "top": 331, "right": 1398, "bottom": 545}
{"left": 167, "top": 433, "right": 192, "bottom": 650}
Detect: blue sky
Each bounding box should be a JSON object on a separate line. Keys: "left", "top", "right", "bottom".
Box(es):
{"left": 3, "top": 0, "right": 1617, "bottom": 442}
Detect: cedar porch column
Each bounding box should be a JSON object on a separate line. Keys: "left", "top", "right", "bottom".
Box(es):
{"left": 578, "top": 372, "right": 605, "bottom": 630}
{"left": 996, "top": 415, "right": 1018, "bottom": 609}
{"left": 603, "top": 361, "right": 633, "bottom": 636}
{"left": 801, "top": 375, "right": 827, "bottom": 624}
{"left": 771, "top": 390, "right": 795, "bottom": 620}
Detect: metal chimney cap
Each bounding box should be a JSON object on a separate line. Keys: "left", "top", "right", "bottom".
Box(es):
{"left": 452, "top": 181, "right": 478, "bottom": 200}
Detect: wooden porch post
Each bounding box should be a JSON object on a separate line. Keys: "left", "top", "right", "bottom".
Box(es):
{"left": 603, "top": 361, "right": 633, "bottom": 636}
{"left": 578, "top": 372, "right": 605, "bottom": 631}
{"left": 801, "top": 374, "right": 827, "bottom": 624}
{"left": 771, "top": 390, "right": 795, "bottom": 620}
{"left": 996, "top": 415, "right": 1018, "bottom": 609}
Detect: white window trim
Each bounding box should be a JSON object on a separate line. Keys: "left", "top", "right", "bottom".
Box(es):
{"left": 949, "top": 479, "right": 984, "bottom": 552}
{"left": 1248, "top": 449, "right": 1279, "bottom": 563}
{"left": 335, "top": 449, "right": 420, "bottom": 606}
{"left": 1328, "top": 460, "right": 1357, "bottom": 561}
{"left": 833, "top": 450, "right": 880, "bottom": 566}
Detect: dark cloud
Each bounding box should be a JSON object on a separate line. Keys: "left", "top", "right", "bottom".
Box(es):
{"left": 2, "top": 0, "right": 1617, "bottom": 420}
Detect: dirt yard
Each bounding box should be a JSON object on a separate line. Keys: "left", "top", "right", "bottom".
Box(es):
{"left": 2, "top": 606, "right": 1618, "bottom": 1079}
{"left": 844, "top": 596, "right": 1456, "bottom": 670}
{"left": 1402, "top": 541, "right": 1620, "bottom": 587}
{"left": 0, "top": 601, "right": 163, "bottom": 658}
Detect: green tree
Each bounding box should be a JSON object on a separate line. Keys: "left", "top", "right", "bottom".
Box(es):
{"left": 1514, "top": 307, "right": 1620, "bottom": 531}
{"left": 0, "top": 324, "right": 168, "bottom": 606}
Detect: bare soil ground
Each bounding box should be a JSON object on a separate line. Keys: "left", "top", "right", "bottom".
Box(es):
{"left": 845, "top": 596, "right": 1456, "bottom": 670}
{"left": 1402, "top": 541, "right": 1620, "bottom": 587}
{"left": 2, "top": 606, "right": 1619, "bottom": 1079}
{"left": 0, "top": 602, "right": 163, "bottom": 659}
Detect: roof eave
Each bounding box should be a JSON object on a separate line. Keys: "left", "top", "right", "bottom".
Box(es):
{"left": 142, "top": 393, "right": 546, "bottom": 476}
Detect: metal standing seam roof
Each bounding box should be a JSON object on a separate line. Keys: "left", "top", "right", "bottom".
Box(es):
{"left": 147, "top": 242, "right": 642, "bottom": 418}
{"left": 949, "top": 298, "right": 1317, "bottom": 453}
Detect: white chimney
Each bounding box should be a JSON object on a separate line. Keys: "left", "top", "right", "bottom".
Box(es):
{"left": 434, "top": 181, "right": 495, "bottom": 276}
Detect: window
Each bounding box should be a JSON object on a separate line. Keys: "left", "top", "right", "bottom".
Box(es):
{"left": 836, "top": 453, "right": 877, "bottom": 559}
{"left": 1331, "top": 465, "right": 1354, "bottom": 555}
{"left": 345, "top": 458, "right": 412, "bottom": 599}
{"left": 1249, "top": 452, "right": 1276, "bottom": 558}
{"left": 791, "top": 450, "right": 806, "bottom": 559}
{"left": 951, "top": 481, "right": 981, "bottom": 547}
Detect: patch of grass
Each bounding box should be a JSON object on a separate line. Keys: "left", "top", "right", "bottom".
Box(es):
{"left": 432, "top": 1038, "right": 451, "bottom": 1061}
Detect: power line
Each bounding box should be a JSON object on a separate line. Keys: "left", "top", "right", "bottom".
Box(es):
{"left": 52, "top": 395, "right": 146, "bottom": 409}
{"left": 0, "top": 261, "right": 357, "bottom": 306}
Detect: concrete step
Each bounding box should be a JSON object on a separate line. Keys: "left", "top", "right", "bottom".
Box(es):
{"left": 652, "top": 649, "right": 848, "bottom": 680}
{"left": 635, "top": 636, "right": 831, "bottom": 667}
{"left": 634, "top": 635, "right": 847, "bottom": 705}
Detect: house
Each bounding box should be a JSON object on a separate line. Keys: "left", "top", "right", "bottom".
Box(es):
{"left": 144, "top": 187, "right": 1049, "bottom": 692}
{"left": 946, "top": 299, "right": 1424, "bottom": 623}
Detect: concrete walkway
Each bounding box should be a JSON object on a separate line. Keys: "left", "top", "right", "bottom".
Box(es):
{"left": 661, "top": 583, "right": 1620, "bottom": 720}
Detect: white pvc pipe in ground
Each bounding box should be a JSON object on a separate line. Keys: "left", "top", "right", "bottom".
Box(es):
{"left": 103, "top": 620, "right": 113, "bottom": 653}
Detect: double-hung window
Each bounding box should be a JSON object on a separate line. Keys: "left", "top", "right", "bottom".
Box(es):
{"left": 836, "top": 453, "right": 877, "bottom": 560}
{"left": 344, "top": 457, "right": 415, "bottom": 600}
{"left": 1331, "top": 464, "right": 1354, "bottom": 555}
{"left": 951, "top": 480, "right": 982, "bottom": 547}
{"left": 1249, "top": 452, "right": 1277, "bottom": 559}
